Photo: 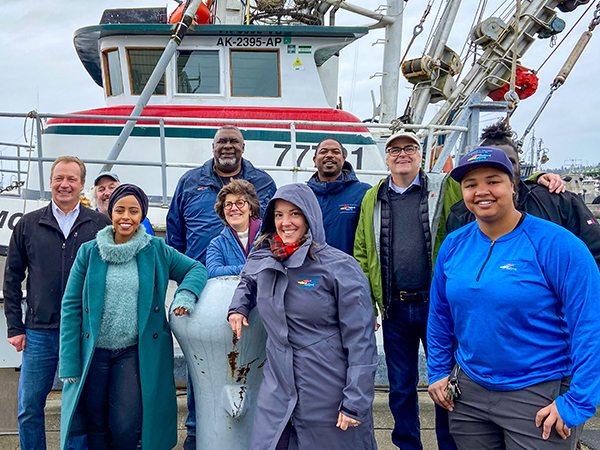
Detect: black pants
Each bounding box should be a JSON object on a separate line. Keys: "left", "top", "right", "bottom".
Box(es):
{"left": 81, "top": 346, "right": 142, "bottom": 450}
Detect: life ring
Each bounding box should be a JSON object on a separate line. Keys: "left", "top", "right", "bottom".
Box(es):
{"left": 168, "top": 1, "right": 212, "bottom": 25}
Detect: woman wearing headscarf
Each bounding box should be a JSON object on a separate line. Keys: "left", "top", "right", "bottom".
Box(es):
{"left": 427, "top": 148, "right": 600, "bottom": 449}
{"left": 206, "top": 179, "right": 262, "bottom": 278}
{"left": 59, "top": 184, "right": 207, "bottom": 450}
{"left": 228, "top": 183, "right": 378, "bottom": 450}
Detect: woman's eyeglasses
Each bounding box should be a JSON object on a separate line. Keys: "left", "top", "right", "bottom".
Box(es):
{"left": 224, "top": 200, "right": 248, "bottom": 210}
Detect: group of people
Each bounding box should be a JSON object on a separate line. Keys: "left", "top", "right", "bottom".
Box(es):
{"left": 3, "top": 122, "right": 600, "bottom": 450}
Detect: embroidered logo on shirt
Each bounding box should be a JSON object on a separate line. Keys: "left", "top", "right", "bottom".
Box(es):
{"left": 500, "top": 264, "right": 517, "bottom": 271}
{"left": 587, "top": 218, "right": 597, "bottom": 225}
{"left": 297, "top": 276, "right": 321, "bottom": 289}
{"left": 339, "top": 204, "right": 357, "bottom": 213}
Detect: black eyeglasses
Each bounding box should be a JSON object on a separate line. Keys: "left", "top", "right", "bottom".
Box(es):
{"left": 386, "top": 145, "right": 419, "bottom": 156}
{"left": 224, "top": 200, "right": 247, "bottom": 210}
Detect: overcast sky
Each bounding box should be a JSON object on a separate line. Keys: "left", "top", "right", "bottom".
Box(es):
{"left": 1, "top": 0, "right": 598, "bottom": 170}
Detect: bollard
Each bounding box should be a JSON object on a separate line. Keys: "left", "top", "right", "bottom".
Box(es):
{"left": 170, "top": 277, "right": 267, "bottom": 450}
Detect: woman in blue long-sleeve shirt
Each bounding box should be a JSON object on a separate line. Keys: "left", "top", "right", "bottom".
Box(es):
{"left": 206, "top": 179, "right": 262, "bottom": 278}
{"left": 427, "top": 147, "right": 600, "bottom": 449}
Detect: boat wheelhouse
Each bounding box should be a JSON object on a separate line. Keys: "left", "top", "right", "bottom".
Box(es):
{"left": 38, "top": 14, "right": 385, "bottom": 210}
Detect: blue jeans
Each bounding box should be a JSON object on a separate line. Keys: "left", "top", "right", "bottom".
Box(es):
{"left": 81, "top": 346, "right": 141, "bottom": 450}
{"left": 186, "top": 371, "right": 196, "bottom": 436}
{"left": 382, "top": 301, "right": 456, "bottom": 450}
{"left": 18, "top": 329, "right": 87, "bottom": 450}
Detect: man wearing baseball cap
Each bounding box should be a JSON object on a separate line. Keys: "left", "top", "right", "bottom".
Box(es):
{"left": 93, "top": 172, "right": 155, "bottom": 235}
{"left": 354, "top": 131, "right": 461, "bottom": 450}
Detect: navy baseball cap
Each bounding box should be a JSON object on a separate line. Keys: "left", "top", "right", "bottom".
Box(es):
{"left": 94, "top": 171, "right": 120, "bottom": 186}
{"left": 451, "top": 147, "right": 514, "bottom": 182}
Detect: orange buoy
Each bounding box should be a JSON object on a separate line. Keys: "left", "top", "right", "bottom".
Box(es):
{"left": 168, "top": 1, "right": 212, "bottom": 25}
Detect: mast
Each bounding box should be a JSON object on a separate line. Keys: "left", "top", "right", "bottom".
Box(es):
{"left": 380, "top": 0, "right": 404, "bottom": 124}
{"left": 102, "top": 0, "right": 205, "bottom": 171}
{"left": 409, "top": 0, "right": 463, "bottom": 124}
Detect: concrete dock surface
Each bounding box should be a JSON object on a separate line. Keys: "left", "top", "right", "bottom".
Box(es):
{"left": 0, "top": 390, "right": 598, "bottom": 449}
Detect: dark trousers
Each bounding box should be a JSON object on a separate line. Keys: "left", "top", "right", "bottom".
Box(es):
{"left": 81, "top": 346, "right": 142, "bottom": 450}
{"left": 450, "top": 371, "right": 581, "bottom": 450}
{"left": 383, "top": 301, "right": 457, "bottom": 450}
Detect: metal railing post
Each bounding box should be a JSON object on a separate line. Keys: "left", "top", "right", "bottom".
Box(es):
{"left": 17, "top": 145, "right": 22, "bottom": 196}
{"left": 159, "top": 118, "right": 168, "bottom": 205}
{"left": 290, "top": 123, "right": 298, "bottom": 183}
{"left": 35, "top": 116, "right": 45, "bottom": 200}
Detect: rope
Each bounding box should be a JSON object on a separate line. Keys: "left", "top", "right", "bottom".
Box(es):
{"left": 506, "top": 0, "right": 522, "bottom": 127}
{"left": 22, "top": 111, "right": 37, "bottom": 212}
{"left": 537, "top": 0, "right": 597, "bottom": 72}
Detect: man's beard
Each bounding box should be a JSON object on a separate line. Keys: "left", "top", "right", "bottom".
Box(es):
{"left": 98, "top": 199, "right": 110, "bottom": 215}
{"left": 218, "top": 156, "right": 237, "bottom": 166}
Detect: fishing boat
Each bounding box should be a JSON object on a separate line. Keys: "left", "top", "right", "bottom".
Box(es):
{"left": 1, "top": 0, "right": 598, "bottom": 250}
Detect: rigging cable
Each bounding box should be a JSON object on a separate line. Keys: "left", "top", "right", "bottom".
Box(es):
{"left": 536, "top": 0, "right": 598, "bottom": 72}
{"left": 459, "top": 0, "right": 488, "bottom": 60}
{"left": 399, "top": 0, "right": 434, "bottom": 67}
{"left": 422, "top": 0, "right": 445, "bottom": 57}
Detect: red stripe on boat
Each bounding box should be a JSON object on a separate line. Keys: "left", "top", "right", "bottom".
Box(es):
{"left": 46, "top": 106, "right": 369, "bottom": 132}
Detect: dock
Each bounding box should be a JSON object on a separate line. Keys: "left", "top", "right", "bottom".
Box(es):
{"left": 0, "top": 389, "right": 599, "bottom": 449}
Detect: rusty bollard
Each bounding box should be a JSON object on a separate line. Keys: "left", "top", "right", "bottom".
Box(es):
{"left": 170, "top": 277, "right": 267, "bottom": 449}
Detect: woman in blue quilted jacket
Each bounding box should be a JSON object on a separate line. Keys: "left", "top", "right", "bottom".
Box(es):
{"left": 206, "top": 179, "right": 262, "bottom": 278}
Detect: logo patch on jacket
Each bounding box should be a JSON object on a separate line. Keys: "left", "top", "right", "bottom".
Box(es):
{"left": 339, "top": 204, "right": 357, "bottom": 213}
{"left": 587, "top": 218, "right": 597, "bottom": 226}
{"left": 500, "top": 263, "right": 517, "bottom": 271}
{"left": 297, "top": 276, "right": 321, "bottom": 289}
{"left": 197, "top": 186, "right": 208, "bottom": 191}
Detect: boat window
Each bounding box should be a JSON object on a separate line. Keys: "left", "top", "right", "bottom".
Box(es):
{"left": 127, "top": 49, "right": 166, "bottom": 95}
{"left": 230, "top": 50, "right": 280, "bottom": 97}
{"left": 103, "top": 50, "right": 123, "bottom": 96}
{"left": 177, "top": 50, "right": 220, "bottom": 94}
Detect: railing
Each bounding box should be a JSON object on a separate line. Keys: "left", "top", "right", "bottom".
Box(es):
{"left": 0, "top": 111, "right": 468, "bottom": 205}
{"left": 0, "top": 141, "right": 29, "bottom": 197}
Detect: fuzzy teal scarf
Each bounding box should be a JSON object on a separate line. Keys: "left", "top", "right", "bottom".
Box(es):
{"left": 96, "top": 224, "right": 151, "bottom": 264}
{"left": 95, "top": 225, "right": 151, "bottom": 350}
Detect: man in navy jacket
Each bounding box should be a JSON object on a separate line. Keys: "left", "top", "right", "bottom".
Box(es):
{"left": 306, "top": 138, "right": 371, "bottom": 255}
{"left": 166, "top": 125, "right": 276, "bottom": 449}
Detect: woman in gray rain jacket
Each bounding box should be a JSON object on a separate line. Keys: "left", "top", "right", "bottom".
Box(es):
{"left": 228, "top": 183, "right": 378, "bottom": 450}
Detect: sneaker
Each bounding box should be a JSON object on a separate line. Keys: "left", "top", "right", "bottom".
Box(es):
{"left": 183, "top": 435, "right": 196, "bottom": 450}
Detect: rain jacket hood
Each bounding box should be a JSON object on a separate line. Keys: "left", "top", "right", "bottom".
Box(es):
{"left": 260, "top": 183, "right": 326, "bottom": 246}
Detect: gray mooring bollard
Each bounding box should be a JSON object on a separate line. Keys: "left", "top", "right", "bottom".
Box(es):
{"left": 170, "top": 277, "right": 267, "bottom": 450}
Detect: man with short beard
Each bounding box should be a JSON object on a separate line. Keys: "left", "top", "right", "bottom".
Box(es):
{"left": 92, "top": 171, "right": 155, "bottom": 235}
{"left": 307, "top": 138, "right": 371, "bottom": 255}
{"left": 166, "top": 125, "right": 276, "bottom": 450}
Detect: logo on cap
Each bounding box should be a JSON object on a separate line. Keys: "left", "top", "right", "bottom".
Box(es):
{"left": 467, "top": 151, "right": 493, "bottom": 162}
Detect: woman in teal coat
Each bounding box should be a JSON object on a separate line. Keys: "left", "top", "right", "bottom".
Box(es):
{"left": 59, "top": 184, "right": 207, "bottom": 450}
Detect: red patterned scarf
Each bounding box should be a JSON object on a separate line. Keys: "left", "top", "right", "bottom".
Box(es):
{"left": 268, "top": 234, "right": 303, "bottom": 261}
